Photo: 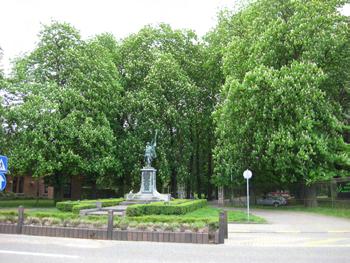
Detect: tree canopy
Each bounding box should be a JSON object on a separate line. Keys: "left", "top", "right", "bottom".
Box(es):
{"left": 211, "top": 0, "right": 350, "bottom": 195}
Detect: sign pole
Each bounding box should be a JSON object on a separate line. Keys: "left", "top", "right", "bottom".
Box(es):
{"left": 247, "top": 177, "right": 250, "bottom": 222}
{"left": 243, "top": 169, "right": 252, "bottom": 223}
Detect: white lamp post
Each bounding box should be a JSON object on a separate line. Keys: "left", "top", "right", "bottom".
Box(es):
{"left": 243, "top": 169, "right": 252, "bottom": 222}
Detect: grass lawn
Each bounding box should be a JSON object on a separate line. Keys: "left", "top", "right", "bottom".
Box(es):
{"left": 186, "top": 207, "right": 265, "bottom": 223}
{"left": 253, "top": 205, "right": 350, "bottom": 219}
{"left": 126, "top": 207, "right": 265, "bottom": 224}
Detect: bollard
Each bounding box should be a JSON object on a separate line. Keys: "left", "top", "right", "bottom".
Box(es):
{"left": 218, "top": 211, "right": 225, "bottom": 244}
{"left": 223, "top": 210, "right": 228, "bottom": 239}
{"left": 107, "top": 210, "right": 114, "bottom": 240}
{"left": 96, "top": 202, "right": 102, "bottom": 209}
{"left": 17, "top": 206, "right": 24, "bottom": 234}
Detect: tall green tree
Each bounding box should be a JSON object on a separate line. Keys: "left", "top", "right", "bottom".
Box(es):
{"left": 212, "top": 0, "right": 350, "bottom": 206}
{"left": 116, "top": 24, "right": 214, "bottom": 197}
{"left": 6, "top": 22, "right": 123, "bottom": 200}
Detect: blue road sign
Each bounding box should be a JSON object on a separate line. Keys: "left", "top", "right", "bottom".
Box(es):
{"left": 0, "top": 155, "right": 8, "bottom": 173}
{"left": 0, "top": 173, "right": 6, "bottom": 191}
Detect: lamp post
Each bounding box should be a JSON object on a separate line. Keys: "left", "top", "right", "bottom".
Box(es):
{"left": 243, "top": 169, "right": 252, "bottom": 222}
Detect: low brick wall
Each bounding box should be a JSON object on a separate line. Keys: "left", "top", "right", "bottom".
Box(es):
{"left": 112, "top": 230, "right": 211, "bottom": 244}
{"left": 0, "top": 206, "right": 226, "bottom": 244}
{"left": 0, "top": 223, "right": 216, "bottom": 244}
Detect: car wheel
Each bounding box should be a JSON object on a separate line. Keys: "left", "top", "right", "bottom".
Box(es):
{"left": 273, "top": 202, "right": 279, "bottom": 207}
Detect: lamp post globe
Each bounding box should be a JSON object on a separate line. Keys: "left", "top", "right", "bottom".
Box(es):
{"left": 243, "top": 169, "right": 252, "bottom": 179}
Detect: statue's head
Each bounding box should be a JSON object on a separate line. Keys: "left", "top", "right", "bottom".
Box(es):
{"left": 146, "top": 142, "right": 150, "bottom": 146}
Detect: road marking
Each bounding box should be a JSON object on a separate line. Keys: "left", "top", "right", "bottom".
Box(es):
{"left": 229, "top": 231, "right": 301, "bottom": 233}
{"left": 0, "top": 250, "right": 80, "bottom": 258}
{"left": 229, "top": 230, "right": 350, "bottom": 234}
{"left": 304, "top": 238, "right": 349, "bottom": 247}
{"left": 275, "top": 230, "right": 301, "bottom": 233}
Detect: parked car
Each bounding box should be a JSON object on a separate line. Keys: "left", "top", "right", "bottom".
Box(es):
{"left": 268, "top": 191, "right": 293, "bottom": 200}
{"left": 257, "top": 195, "right": 287, "bottom": 207}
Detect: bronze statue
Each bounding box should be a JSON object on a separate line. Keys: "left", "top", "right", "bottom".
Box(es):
{"left": 144, "top": 130, "right": 158, "bottom": 167}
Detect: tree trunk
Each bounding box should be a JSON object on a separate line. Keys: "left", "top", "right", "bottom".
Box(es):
{"left": 53, "top": 173, "right": 64, "bottom": 203}
{"left": 187, "top": 128, "right": 194, "bottom": 199}
{"left": 186, "top": 179, "right": 191, "bottom": 199}
{"left": 170, "top": 167, "right": 177, "bottom": 198}
{"left": 294, "top": 182, "right": 305, "bottom": 204}
{"left": 196, "top": 129, "right": 201, "bottom": 198}
{"left": 207, "top": 149, "right": 213, "bottom": 200}
{"left": 91, "top": 182, "right": 97, "bottom": 199}
{"left": 304, "top": 184, "right": 318, "bottom": 207}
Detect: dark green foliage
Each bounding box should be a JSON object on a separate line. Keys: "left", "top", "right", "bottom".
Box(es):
{"left": 126, "top": 199, "right": 207, "bottom": 216}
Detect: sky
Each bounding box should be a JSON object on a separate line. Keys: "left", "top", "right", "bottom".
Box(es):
{"left": 0, "top": 0, "right": 239, "bottom": 73}
{"left": 0, "top": 0, "right": 349, "bottom": 74}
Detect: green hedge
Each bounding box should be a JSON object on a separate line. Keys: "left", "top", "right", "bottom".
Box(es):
{"left": 72, "top": 203, "right": 96, "bottom": 214}
{"left": 56, "top": 198, "right": 123, "bottom": 213}
{"left": 126, "top": 215, "right": 215, "bottom": 224}
{"left": 56, "top": 201, "right": 79, "bottom": 212}
{"left": 0, "top": 199, "right": 55, "bottom": 208}
{"left": 126, "top": 199, "right": 207, "bottom": 216}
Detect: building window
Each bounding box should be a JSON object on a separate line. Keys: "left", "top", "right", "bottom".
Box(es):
{"left": 12, "top": 177, "right": 24, "bottom": 193}
{"left": 63, "top": 182, "right": 71, "bottom": 198}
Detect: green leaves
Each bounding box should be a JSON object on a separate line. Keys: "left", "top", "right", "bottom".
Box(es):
{"left": 211, "top": 0, "right": 350, "bottom": 189}
{"left": 115, "top": 24, "right": 211, "bottom": 195}
{"left": 4, "top": 22, "right": 123, "bottom": 192}
{"left": 215, "top": 61, "right": 348, "bottom": 186}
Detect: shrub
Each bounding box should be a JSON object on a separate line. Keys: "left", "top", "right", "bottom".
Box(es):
{"left": 56, "top": 201, "right": 79, "bottom": 212}
{"left": 126, "top": 199, "right": 207, "bottom": 216}
{"left": 57, "top": 198, "right": 124, "bottom": 213}
{"left": 72, "top": 203, "right": 96, "bottom": 214}
{"left": 96, "top": 198, "right": 124, "bottom": 207}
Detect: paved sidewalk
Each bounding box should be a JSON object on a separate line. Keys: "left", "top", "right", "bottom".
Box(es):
{"left": 228, "top": 209, "right": 350, "bottom": 233}
{"left": 223, "top": 208, "right": 350, "bottom": 248}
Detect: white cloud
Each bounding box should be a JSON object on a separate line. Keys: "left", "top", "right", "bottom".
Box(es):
{"left": 0, "top": 0, "right": 237, "bottom": 74}
{"left": 339, "top": 3, "right": 350, "bottom": 16}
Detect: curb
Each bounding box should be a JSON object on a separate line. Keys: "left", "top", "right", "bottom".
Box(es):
{"left": 0, "top": 223, "right": 217, "bottom": 244}
{"left": 229, "top": 230, "right": 350, "bottom": 234}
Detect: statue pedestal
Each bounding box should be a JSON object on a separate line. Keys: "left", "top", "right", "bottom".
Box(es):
{"left": 125, "top": 167, "right": 171, "bottom": 202}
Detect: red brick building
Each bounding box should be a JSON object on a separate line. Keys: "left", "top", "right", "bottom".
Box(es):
{"left": 3, "top": 175, "right": 114, "bottom": 200}
{"left": 4, "top": 175, "right": 82, "bottom": 200}
{"left": 5, "top": 175, "right": 54, "bottom": 199}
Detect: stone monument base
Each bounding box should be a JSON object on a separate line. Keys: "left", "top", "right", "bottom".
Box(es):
{"left": 125, "top": 167, "right": 171, "bottom": 202}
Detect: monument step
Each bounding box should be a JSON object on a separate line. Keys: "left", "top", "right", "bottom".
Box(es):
{"left": 120, "top": 200, "right": 161, "bottom": 205}
{"left": 101, "top": 205, "right": 128, "bottom": 212}
{"left": 86, "top": 210, "right": 124, "bottom": 216}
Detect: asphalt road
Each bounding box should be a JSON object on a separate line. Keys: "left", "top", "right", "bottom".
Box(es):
{"left": 0, "top": 210, "right": 349, "bottom": 263}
